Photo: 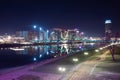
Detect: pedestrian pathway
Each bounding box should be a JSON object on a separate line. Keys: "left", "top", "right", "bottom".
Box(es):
{"left": 61, "top": 50, "right": 109, "bottom": 80}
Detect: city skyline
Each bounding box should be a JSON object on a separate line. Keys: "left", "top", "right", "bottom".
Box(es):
{"left": 0, "top": 0, "right": 120, "bottom": 36}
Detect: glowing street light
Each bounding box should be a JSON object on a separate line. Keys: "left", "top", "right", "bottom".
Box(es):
{"left": 95, "top": 49, "right": 99, "bottom": 52}
{"left": 99, "top": 47, "right": 103, "bottom": 50}
{"left": 84, "top": 52, "right": 89, "bottom": 55}
{"left": 58, "top": 67, "right": 66, "bottom": 72}
{"left": 73, "top": 58, "right": 79, "bottom": 62}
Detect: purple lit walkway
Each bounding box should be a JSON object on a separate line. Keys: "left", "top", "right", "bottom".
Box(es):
{"left": 0, "top": 56, "right": 65, "bottom": 80}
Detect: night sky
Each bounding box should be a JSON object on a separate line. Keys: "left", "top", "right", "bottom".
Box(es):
{"left": 0, "top": 0, "right": 120, "bottom": 36}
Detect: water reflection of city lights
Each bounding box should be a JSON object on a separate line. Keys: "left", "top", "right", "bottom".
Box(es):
{"left": 50, "top": 51, "right": 54, "bottom": 53}
{"left": 10, "top": 48, "right": 24, "bottom": 51}
{"left": 47, "top": 51, "right": 49, "bottom": 55}
{"left": 39, "top": 54, "right": 42, "bottom": 58}
{"left": 34, "top": 46, "right": 38, "bottom": 50}
{"left": 90, "top": 43, "right": 95, "bottom": 46}
{"left": 62, "top": 44, "right": 68, "bottom": 49}
{"left": 62, "top": 40, "right": 68, "bottom": 43}
{"left": 33, "top": 57, "right": 37, "bottom": 61}
{"left": 54, "top": 55, "right": 57, "bottom": 58}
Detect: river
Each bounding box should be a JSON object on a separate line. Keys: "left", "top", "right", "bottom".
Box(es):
{"left": 0, "top": 43, "right": 98, "bottom": 69}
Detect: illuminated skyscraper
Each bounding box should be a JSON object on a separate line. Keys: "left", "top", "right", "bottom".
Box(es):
{"left": 105, "top": 20, "right": 112, "bottom": 40}
{"left": 50, "top": 28, "right": 62, "bottom": 41}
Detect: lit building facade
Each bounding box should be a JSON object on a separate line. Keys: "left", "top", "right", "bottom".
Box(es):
{"left": 16, "top": 31, "right": 37, "bottom": 42}
{"left": 50, "top": 28, "right": 83, "bottom": 41}
{"left": 15, "top": 28, "right": 84, "bottom": 42}
{"left": 50, "top": 28, "right": 62, "bottom": 41}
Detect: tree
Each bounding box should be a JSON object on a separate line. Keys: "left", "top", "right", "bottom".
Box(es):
{"left": 109, "top": 45, "right": 115, "bottom": 61}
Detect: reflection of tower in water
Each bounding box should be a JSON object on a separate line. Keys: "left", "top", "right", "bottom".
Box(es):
{"left": 105, "top": 20, "right": 112, "bottom": 41}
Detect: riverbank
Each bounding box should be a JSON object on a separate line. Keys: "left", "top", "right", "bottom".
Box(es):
{"left": 0, "top": 45, "right": 120, "bottom": 80}
{"left": 0, "top": 48, "right": 99, "bottom": 80}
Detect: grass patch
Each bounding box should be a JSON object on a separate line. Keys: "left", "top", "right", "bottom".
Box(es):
{"left": 96, "top": 61, "right": 120, "bottom": 73}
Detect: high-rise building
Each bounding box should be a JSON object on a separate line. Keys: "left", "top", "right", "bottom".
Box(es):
{"left": 105, "top": 20, "right": 112, "bottom": 40}
{"left": 50, "top": 28, "right": 62, "bottom": 41}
